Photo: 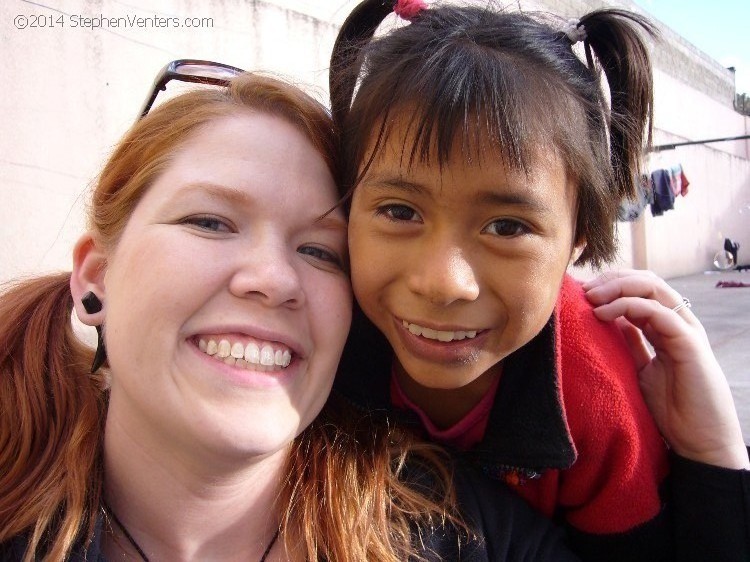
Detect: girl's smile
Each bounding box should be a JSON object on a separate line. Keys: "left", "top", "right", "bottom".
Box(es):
{"left": 394, "top": 317, "right": 489, "bottom": 365}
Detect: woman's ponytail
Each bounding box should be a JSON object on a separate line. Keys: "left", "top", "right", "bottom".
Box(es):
{"left": 0, "top": 273, "right": 107, "bottom": 561}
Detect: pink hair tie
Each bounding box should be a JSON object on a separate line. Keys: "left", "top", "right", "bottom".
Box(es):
{"left": 393, "top": 0, "right": 427, "bottom": 21}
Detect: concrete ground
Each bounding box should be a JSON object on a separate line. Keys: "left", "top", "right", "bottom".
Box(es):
{"left": 667, "top": 269, "right": 750, "bottom": 443}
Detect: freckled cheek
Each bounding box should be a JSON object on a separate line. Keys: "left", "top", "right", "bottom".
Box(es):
{"left": 310, "top": 281, "right": 353, "bottom": 338}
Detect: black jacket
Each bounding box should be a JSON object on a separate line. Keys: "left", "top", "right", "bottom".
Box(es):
{"left": 335, "top": 306, "right": 750, "bottom": 561}
{"left": 3, "top": 454, "right": 748, "bottom": 561}
{"left": 0, "top": 459, "right": 580, "bottom": 561}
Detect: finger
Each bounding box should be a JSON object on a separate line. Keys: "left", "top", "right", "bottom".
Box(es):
{"left": 591, "top": 296, "right": 697, "bottom": 345}
{"left": 585, "top": 270, "right": 674, "bottom": 304}
{"left": 614, "top": 316, "right": 653, "bottom": 371}
{"left": 585, "top": 273, "right": 700, "bottom": 327}
{"left": 582, "top": 268, "right": 646, "bottom": 291}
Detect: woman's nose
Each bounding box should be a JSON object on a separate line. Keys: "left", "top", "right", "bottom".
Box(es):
{"left": 228, "top": 240, "right": 305, "bottom": 309}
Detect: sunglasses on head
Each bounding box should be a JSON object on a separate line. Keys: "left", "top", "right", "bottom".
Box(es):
{"left": 138, "top": 59, "right": 244, "bottom": 118}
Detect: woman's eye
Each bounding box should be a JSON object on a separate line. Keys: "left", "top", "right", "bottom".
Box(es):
{"left": 298, "top": 245, "right": 343, "bottom": 268}
{"left": 182, "top": 215, "right": 233, "bottom": 233}
{"left": 483, "top": 219, "right": 530, "bottom": 237}
{"left": 375, "top": 204, "right": 420, "bottom": 222}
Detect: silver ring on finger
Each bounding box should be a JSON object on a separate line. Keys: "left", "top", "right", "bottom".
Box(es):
{"left": 671, "top": 297, "right": 691, "bottom": 314}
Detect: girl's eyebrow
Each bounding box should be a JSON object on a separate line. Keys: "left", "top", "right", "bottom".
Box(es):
{"left": 360, "top": 175, "right": 427, "bottom": 195}
{"left": 474, "top": 190, "right": 552, "bottom": 215}
{"left": 361, "top": 175, "right": 552, "bottom": 214}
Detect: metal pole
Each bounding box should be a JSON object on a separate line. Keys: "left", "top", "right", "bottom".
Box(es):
{"left": 649, "top": 134, "right": 750, "bottom": 152}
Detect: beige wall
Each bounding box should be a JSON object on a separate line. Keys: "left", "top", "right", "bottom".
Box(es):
{"left": 639, "top": 71, "right": 750, "bottom": 278}
{"left": 2, "top": 0, "right": 748, "bottom": 284}
{"left": 547, "top": 0, "right": 750, "bottom": 279}
{"left": 0, "top": 0, "right": 358, "bottom": 283}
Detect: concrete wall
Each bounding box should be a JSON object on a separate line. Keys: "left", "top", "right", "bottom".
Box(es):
{"left": 2, "top": 0, "right": 748, "bottom": 284}
{"left": 642, "top": 71, "right": 750, "bottom": 277}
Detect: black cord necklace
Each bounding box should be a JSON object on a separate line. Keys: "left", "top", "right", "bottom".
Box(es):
{"left": 101, "top": 501, "right": 280, "bottom": 562}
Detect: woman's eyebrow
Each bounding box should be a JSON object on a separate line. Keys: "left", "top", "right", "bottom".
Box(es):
{"left": 176, "top": 183, "right": 256, "bottom": 206}
{"left": 176, "top": 182, "right": 347, "bottom": 229}
{"left": 314, "top": 214, "right": 348, "bottom": 233}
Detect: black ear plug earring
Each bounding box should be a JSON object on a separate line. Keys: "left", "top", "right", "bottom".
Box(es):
{"left": 82, "top": 291, "right": 107, "bottom": 373}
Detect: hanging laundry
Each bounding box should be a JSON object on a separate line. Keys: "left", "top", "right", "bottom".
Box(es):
{"left": 650, "top": 168, "right": 675, "bottom": 216}
{"left": 618, "top": 173, "right": 653, "bottom": 221}
{"left": 668, "top": 164, "right": 690, "bottom": 197}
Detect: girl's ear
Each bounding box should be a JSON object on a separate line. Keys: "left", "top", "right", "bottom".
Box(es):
{"left": 70, "top": 233, "right": 107, "bottom": 327}
{"left": 570, "top": 240, "right": 586, "bottom": 265}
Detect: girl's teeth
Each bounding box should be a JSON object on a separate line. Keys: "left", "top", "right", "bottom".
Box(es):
{"left": 437, "top": 330, "right": 453, "bottom": 342}
{"left": 217, "top": 339, "right": 231, "bottom": 358}
{"left": 402, "top": 321, "right": 479, "bottom": 342}
{"left": 198, "top": 338, "right": 293, "bottom": 371}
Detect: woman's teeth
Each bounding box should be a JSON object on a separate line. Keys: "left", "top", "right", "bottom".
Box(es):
{"left": 401, "top": 320, "right": 477, "bottom": 342}
{"left": 198, "top": 338, "right": 292, "bottom": 371}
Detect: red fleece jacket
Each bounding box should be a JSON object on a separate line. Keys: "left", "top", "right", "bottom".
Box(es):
{"left": 394, "top": 275, "right": 670, "bottom": 534}
{"left": 508, "top": 275, "right": 669, "bottom": 533}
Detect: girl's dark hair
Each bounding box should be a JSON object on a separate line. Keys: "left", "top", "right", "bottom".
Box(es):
{"left": 330, "top": 0, "right": 658, "bottom": 266}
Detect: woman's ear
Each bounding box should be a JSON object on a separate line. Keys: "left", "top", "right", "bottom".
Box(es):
{"left": 70, "top": 233, "right": 107, "bottom": 327}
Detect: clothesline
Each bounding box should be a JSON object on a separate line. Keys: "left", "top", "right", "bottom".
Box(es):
{"left": 649, "top": 134, "right": 750, "bottom": 152}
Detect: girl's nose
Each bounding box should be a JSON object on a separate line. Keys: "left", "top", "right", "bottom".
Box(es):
{"left": 407, "top": 245, "right": 480, "bottom": 306}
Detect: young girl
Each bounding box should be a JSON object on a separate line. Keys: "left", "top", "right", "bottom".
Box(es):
{"left": 330, "top": 1, "right": 749, "bottom": 559}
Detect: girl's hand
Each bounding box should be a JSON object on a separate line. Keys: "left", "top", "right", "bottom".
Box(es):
{"left": 583, "top": 269, "right": 749, "bottom": 470}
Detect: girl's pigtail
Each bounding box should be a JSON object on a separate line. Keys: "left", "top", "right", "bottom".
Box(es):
{"left": 580, "top": 9, "right": 658, "bottom": 201}
{"left": 0, "top": 273, "right": 107, "bottom": 561}
{"left": 329, "top": 0, "right": 395, "bottom": 128}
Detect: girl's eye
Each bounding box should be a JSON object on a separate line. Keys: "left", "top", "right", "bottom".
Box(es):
{"left": 298, "top": 245, "right": 343, "bottom": 268}
{"left": 375, "top": 204, "right": 421, "bottom": 222}
{"left": 483, "top": 219, "right": 530, "bottom": 237}
{"left": 182, "top": 215, "right": 233, "bottom": 233}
